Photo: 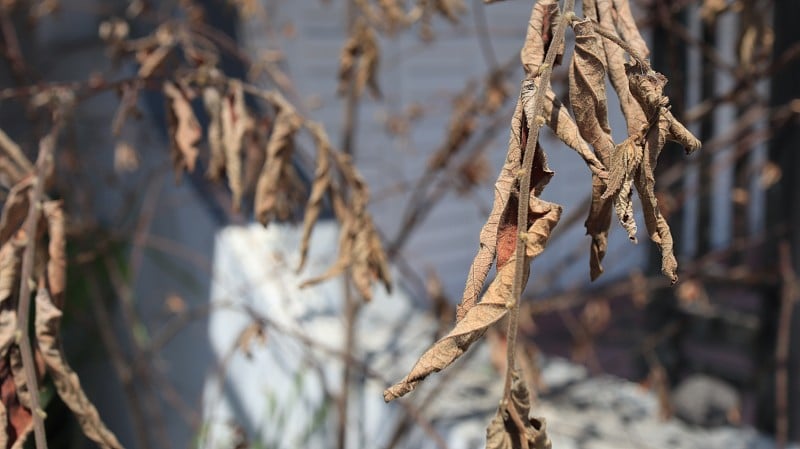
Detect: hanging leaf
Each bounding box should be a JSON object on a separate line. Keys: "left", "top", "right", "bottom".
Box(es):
{"left": 163, "top": 81, "right": 201, "bottom": 179}
{"left": 568, "top": 19, "right": 615, "bottom": 281}
{"left": 338, "top": 19, "right": 381, "bottom": 99}
{"left": 520, "top": 0, "right": 559, "bottom": 75}
{"left": 204, "top": 86, "right": 225, "bottom": 180}
{"left": 254, "top": 108, "right": 302, "bottom": 225}
{"left": 385, "top": 196, "right": 561, "bottom": 401}
{"left": 625, "top": 62, "right": 701, "bottom": 282}
{"left": 485, "top": 370, "right": 551, "bottom": 449}
{"left": 297, "top": 124, "right": 332, "bottom": 272}
{"left": 221, "top": 80, "right": 250, "bottom": 210}
{"left": 35, "top": 284, "right": 124, "bottom": 449}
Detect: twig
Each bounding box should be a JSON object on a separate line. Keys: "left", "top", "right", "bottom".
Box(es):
{"left": 16, "top": 124, "right": 61, "bottom": 449}
{"left": 503, "top": 0, "right": 575, "bottom": 402}
{"left": 589, "top": 21, "right": 649, "bottom": 69}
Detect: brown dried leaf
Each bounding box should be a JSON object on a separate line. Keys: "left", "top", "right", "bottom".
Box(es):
{"left": 625, "top": 62, "right": 701, "bottom": 282}
{"left": 0, "top": 239, "right": 23, "bottom": 359}
{"left": 1, "top": 355, "right": 32, "bottom": 449}
{"left": 254, "top": 109, "right": 302, "bottom": 225}
{"left": 485, "top": 370, "right": 551, "bottom": 449}
{"left": 455, "top": 97, "right": 524, "bottom": 321}
{"left": 35, "top": 283, "right": 124, "bottom": 449}
{"left": 338, "top": 20, "right": 381, "bottom": 99}
{"left": 297, "top": 124, "right": 332, "bottom": 272}
{"left": 610, "top": 0, "right": 649, "bottom": 58}
{"left": 44, "top": 202, "right": 65, "bottom": 306}
{"left": 520, "top": 0, "right": 559, "bottom": 75}
{"left": 0, "top": 178, "right": 33, "bottom": 247}
{"left": 428, "top": 87, "right": 478, "bottom": 171}
{"left": 568, "top": 19, "right": 615, "bottom": 280}
{"left": 163, "top": 81, "right": 201, "bottom": 178}
{"left": 603, "top": 136, "right": 642, "bottom": 241}
{"left": 221, "top": 80, "right": 250, "bottom": 210}
{"left": 204, "top": 86, "right": 225, "bottom": 181}
{"left": 596, "top": 0, "right": 648, "bottom": 136}
{"left": 522, "top": 80, "right": 607, "bottom": 178}
{"left": 385, "top": 197, "right": 560, "bottom": 401}
{"left": 432, "top": 0, "right": 465, "bottom": 23}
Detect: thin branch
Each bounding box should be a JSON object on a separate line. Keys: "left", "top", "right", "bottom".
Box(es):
{"left": 16, "top": 123, "right": 61, "bottom": 449}
{"left": 503, "top": 0, "right": 576, "bottom": 403}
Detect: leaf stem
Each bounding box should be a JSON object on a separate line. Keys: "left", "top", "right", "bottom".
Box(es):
{"left": 589, "top": 21, "right": 650, "bottom": 69}
{"left": 503, "top": 0, "right": 575, "bottom": 402}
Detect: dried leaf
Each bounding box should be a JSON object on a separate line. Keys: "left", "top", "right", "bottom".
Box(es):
{"left": 35, "top": 283, "right": 124, "bottom": 449}
{"left": 610, "top": 0, "right": 649, "bottom": 58}
{"left": 0, "top": 239, "right": 23, "bottom": 359}
{"left": 254, "top": 109, "right": 302, "bottom": 225}
{"left": 596, "top": 0, "right": 648, "bottom": 136}
{"left": 1, "top": 355, "right": 32, "bottom": 449}
{"left": 221, "top": 80, "right": 249, "bottom": 209}
{"left": 385, "top": 197, "right": 560, "bottom": 401}
{"left": 44, "top": 202, "right": 65, "bottom": 306}
{"left": 603, "top": 136, "right": 642, "bottom": 241}
{"left": 521, "top": 79, "right": 607, "bottom": 178}
{"left": 297, "top": 124, "right": 332, "bottom": 272}
{"left": 485, "top": 370, "right": 551, "bottom": 449}
{"left": 204, "top": 86, "right": 225, "bottom": 180}
{"left": 625, "top": 62, "right": 701, "bottom": 282}
{"left": 163, "top": 81, "right": 201, "bottom": 178}
{"left": 0, "top": 178, "right": 33, "bottom": 247}
{"left": 568, "top": 19, "right": 615, "bottom": 280}
{"left": 455, "top": 96, "right": 524, "bottom": 321}
{"left": 338, "top": 20, "right": 381, "bottom": 99}
{"left": 520, "top": 0, "right": 559, "bottom": 75}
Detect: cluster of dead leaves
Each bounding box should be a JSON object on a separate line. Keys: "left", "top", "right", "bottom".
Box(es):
{"left": 353, "top": 0, "right": 465, "bottom": 39}
{"left": 0, "top": 133, "right": 123, "bottom": 449}
{"left": 385, "top": 0, "right": 699, "bottom": 447}
{"left": 163, "top": 74, "right": 391, "bottom": 300}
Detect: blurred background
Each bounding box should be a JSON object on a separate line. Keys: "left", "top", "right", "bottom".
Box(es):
{"left": 0, "top": 0, "right": 798, "bottom": 448}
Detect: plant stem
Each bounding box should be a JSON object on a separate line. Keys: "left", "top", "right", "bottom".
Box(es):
{"left": 17, "top": 125, "right": 60, "bottom": 449}
{"left": 503, "top": 0, "right": 576, "bottom": 401}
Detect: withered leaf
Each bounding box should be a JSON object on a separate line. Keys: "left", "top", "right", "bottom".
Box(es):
{"left": 610, "top": 0, "right": 649, "bottom": 59}
{"left": 603, "top": 136, "right": 642, "bottom": 242}
{"left": 163, "top": 81, "right": 201, "bottom": 178}
{"left": 220, "top": 80, "right": 250, "bottom": 210}
{"left": 254, "top": 108, "right": 302, "bottom": 225}
{"left": 385, "top": 197, "right": 561, "bottom": 401}
{"left": 596, "top": 0, "right": 648, "bottom": 136}
{"left": 521, "top": 79, "right": 606, "bottom": 178}
{"left": 568, "top": 19, "right": 615, "bottom": 280}
{"left": 456, "top": 97, "right": 525, "bottom": 321}
{"left": 44, "top": 201, "right": 66, "bottom": 306}
{"left": 203, "top": 86, "right": 225, "bottom": 181}
{"left": 520, "top": 0, "right": 559, "bottom": 75}
{"left": 35, "top": 283, "right": 124, "bottom": 449}
{"left": 0, "top": 178, "right": 33, "bottom": 247}
{"left": 624, "top": 62, "right": 701, "bottom": 282}
{"left": 297, "top": 124, "right": 332, "bottom": 272}
{"left": 486, "top": 370, "right": 551, "bottom": 449}
{"left": 338, "top": 20, "right": 381, "bottom": 99}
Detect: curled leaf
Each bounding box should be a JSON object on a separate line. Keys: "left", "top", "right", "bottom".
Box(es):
{"left": 297, "top": 125, "right": 332, "bottom": 272}
{"left": 254, "top": 108, "right": 302, "bottom": 225}
{"left": 163, "top": 81, "right": 200, "bottom": 178}
{"left": 385, "top": 197, "right": 560, "bottom": 401}
{"left": 486, "top": 370, "right": 551, "bottom": 449}
{"left": 35, "top": 282, "right": 124, "bottom": 449}
{"left": 338, "top": 19, "right": 381, "bottom": 99}
{"left": 203, "top": 86, "right": 225, "bottom": 180}
{"left": 520, "top": 0, "right": 559, "bottom": 75}
{"left": 221, "top": 80, "right": 250, "bottom": 210}
{"left": 568, "top": 19, "right": 615, "bottom": 280}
